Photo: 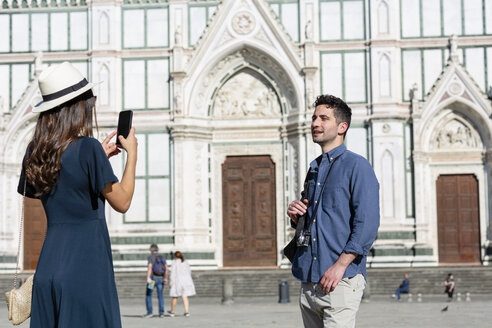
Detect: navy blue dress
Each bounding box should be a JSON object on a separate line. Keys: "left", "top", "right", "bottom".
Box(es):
{"left": 18, "top": 137, "right": 121, "bottom": 328}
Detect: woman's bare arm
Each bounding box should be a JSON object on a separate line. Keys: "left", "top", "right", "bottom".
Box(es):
{"left": 102, "top": 128, "right": 138, "bottom": 213}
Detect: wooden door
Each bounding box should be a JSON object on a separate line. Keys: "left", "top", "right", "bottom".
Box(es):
{"left": 23, "top": 198, "right": 47, "bottom": 271}
{"left": 222, "top": 156, "right": 277, "bottom": 267}
{"left": 436, "top": 174, "right": 480, "bottom": 263}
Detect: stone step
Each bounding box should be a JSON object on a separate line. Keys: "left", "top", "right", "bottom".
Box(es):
{"left": 365, "top": 266, "right": 492, "bottom": 296}
{"left": 1, "top": 266, "right": 490, "bottom": 299}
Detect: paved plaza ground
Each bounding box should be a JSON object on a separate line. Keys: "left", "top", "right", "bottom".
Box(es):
{"left": 2, "top": 294, "right": 492, "bottom": 327}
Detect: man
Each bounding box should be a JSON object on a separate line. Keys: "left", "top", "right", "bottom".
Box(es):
{"left": 392, "top": 273, "right": 410, "bottom": 301}
{"left": 287, "top": 95, "right": 380, "bottom": 328}
{"left": 143, "top": 243, "right": 168, "bottom": 318}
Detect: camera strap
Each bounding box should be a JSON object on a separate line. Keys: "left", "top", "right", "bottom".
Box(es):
{"left": 295, "top": 152, "right": 342, "bottom": 239}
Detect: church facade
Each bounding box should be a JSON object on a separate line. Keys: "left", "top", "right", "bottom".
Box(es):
{"left": 1, "top": 0, "right": 491, "bottom": 272}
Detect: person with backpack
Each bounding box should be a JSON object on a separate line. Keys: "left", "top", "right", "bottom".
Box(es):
{"left": 143, "top": 243, "right": 168, "bottom": 318}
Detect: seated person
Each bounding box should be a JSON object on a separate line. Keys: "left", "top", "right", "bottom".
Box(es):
{"left": 392, "top": 273, "right": 410, "bottom": 301}
{"left": 444, "top": 273, "right": 455, "bottom": 301}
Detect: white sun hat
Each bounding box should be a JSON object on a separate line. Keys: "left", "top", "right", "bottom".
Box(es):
{"left": 33, "top": 61, "right": 98, "bottom": 113}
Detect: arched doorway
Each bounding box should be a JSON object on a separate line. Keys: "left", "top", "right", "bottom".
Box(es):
{"left": 188, "top": 45, "right": 301, "bottom": 267}
{"left": 413, "top": 97, "right": 490, "bottom": 266}
{"left": 202, "top": 49, "right": 291, "bottom": 267}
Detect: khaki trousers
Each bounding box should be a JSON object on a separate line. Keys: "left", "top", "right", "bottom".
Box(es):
{"left": 299, "top": 274, "right": 365, "bottom": 328}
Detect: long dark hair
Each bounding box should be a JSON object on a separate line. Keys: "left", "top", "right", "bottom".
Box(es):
{"left": 174, "top": 251, "right": 185, "bottom": 262}
{"left": 26, "top": 91, "right": 97, "bottom": 195}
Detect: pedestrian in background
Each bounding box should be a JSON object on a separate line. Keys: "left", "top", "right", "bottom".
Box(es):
{"left": 19, "top": 61, "right": 138, "bottom": 328}
{"left": 168, "top": 251, "right": 196, "bottom": 317}
{"left": 444, "top": 273, "right": 455, "bottom": 301}
{"left": 287, "top": 95, "right": 380, "bottom": 328}
{"left": 143, "top": 243, "right": 168, "bottom": 318}
{"left": 392, "top": 273, "right": 410, "bottom": 301}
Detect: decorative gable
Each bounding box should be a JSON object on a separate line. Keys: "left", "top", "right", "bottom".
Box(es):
{"left": 417, "top": 37, "right": 492, "bottom": 120}
{"left": 413, "top": 36, "right": 492, "bottom": 154}
{"left": 181, "top": 0, "right": 303, "bottom": 117}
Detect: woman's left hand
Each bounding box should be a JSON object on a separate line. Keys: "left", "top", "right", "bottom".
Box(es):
{"left": 102, "top": 130, "right": 121, "bottom": 159}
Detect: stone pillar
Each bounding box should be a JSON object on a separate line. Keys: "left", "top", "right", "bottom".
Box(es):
{"left": 170, "top": 124, "right": 212, "bottom": 252}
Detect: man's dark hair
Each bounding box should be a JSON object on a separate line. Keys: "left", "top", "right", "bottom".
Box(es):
{"left": 313, "top": 94, "right": 352, "bottom": 135}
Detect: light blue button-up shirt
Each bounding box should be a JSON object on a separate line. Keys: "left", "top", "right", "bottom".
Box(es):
{"left": 291, "top": 144, "right": 380, "bottom": 282}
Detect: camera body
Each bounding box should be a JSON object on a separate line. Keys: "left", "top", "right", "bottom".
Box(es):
{"left": 296, "top": 213, "right": 311, "bottom": 247}
{"left": 297, "top": 230, "right": 311, "bottom": 247}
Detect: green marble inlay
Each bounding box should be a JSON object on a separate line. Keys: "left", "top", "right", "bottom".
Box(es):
{"left": 377, "top": 231, "right": 415, "bottom": 240}
{"left": 110, "top": 236, "right": 174, "bottom": 245}
{"left": 0, "top": 255, "right": 16, "bottom": 263}
{"left": 414, "top": 248, "right": 433, "bottom": 256}
{"left": 182, "top": 252, "right": 215, "bottom": 260}
{"left": 372, "top": 247, "right": 433, "bottom": 256}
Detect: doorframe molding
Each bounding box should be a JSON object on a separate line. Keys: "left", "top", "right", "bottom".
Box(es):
{"left": 212, "top": 142, "right": 284, "bottom": 268}
{"left": 424, "top": 162, "right": 487, "bottom": 263}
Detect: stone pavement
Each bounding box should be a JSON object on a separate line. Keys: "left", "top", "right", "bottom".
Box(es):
{"left": 2, "top": 295, "right": 492, "bottom": 327}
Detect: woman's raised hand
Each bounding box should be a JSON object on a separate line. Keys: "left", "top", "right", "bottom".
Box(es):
{"left": 102, "top": 130, "right": 121, "bottom": 159}
{"left": 117, "top": 127, "right": 138, "bottom": 155}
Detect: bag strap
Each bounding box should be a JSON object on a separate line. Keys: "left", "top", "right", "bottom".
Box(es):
{"left": 295, "top": 152, "right": 342, "bottom": 237}
{"left": 13, "top": 179, "right": 26, "bottom": 291}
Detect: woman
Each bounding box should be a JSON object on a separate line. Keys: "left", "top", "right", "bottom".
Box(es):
{"left": 168, "top": 251, "right": 196, "bottom": 317}
{"left": 18, "top": 62, "right": 137, "bottom": 327}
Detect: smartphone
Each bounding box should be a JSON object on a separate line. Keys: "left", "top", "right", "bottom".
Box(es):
{"left": 116, "top": 110, "right": 133, "bottom": 146}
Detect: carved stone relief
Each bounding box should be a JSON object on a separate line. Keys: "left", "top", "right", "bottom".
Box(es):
{"left": 447, "top": 81, "right": 463, "bottom": 96}
{"left": 212, "top": 72, "right": 280, "bottom": 118}
{"left": 194, "top": 144, "right": 204, "bottom": 221}
{"left": 194, "top": 47, "right": 297, "bottom": 116}
{"left": 381, "top": 150, "right": 395, "bottom": 218}
{"left": 434, "top": 119, "right": 478, "bottom": 149}
{"left": 173, "top": 79, "right": 183, "bottom": 115}
{"left": 174, "top": 25, "right": 182, "bottom": 46}
{"left": 232, "top": 11, "right": 255, "bottom": 35}
{"left": 305, "top": 20, "right": 312, "bottom": 41}
{"left": 291, "top": 141, "right": 299, "bottom": 194}
{"left": 195, "top": 52, "right": 241, "bottom": 111}
{"left": 239, "top": 48, "right": 296, "bottom": 107}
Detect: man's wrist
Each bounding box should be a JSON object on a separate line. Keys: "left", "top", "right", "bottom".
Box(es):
{"left": 337, "top": 252, "right": 357, "bottom": 268}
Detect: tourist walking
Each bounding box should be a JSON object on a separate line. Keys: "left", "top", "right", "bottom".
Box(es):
{"left": 144, "top": 243, "right": 168, "bottom": 318}
{"left": 168, "top": 251, "right": 196, "bottom": 317}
